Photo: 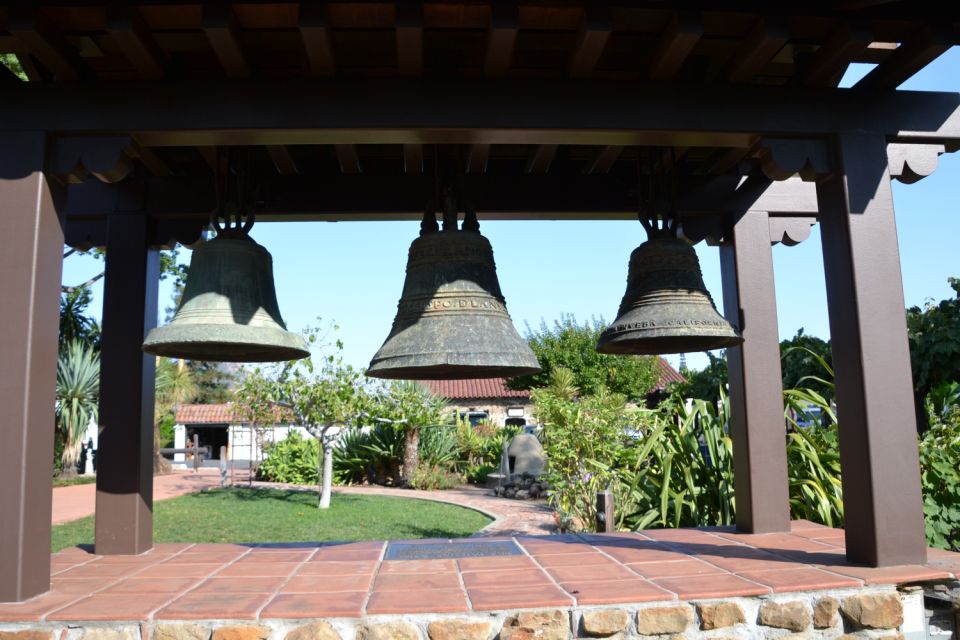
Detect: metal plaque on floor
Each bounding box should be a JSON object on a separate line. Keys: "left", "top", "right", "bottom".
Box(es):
{"left": 384, "top": 540, "right": 522, "bottom": 561}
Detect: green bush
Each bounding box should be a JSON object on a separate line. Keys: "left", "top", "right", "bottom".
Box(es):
{"left": 409, "top": 464, "right": 463, "bottom": 490}
{"left": 257, "top": 431, "right": 319, "bottom": 484}
{"left": 918, "top": 423, "right": 960, "bottom": 550}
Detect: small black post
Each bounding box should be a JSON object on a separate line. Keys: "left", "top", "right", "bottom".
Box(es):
{"left": 596, "top": 489, "right": 615, "bottom": 533}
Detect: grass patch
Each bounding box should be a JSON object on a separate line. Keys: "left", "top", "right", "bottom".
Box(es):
{"left": 53, "top": 475, "right": 97, "bottom": 488}
{"left": 52, "top": 488, "right": 492, "bottom": 552}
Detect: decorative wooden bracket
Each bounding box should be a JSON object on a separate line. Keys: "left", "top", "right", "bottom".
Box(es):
{"left": 51, "top": 136, "right": 137, "bottom": 184}
{"left": 758, "top": 138, "right": 831, "bottom": 181}
{"left": 887, "top": 143, "right": 944, "bottom": 184}
{"left": 768, "top": 216, "right": 816, "bottom": 246}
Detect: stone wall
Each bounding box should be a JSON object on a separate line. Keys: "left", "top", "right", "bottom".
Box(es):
{"left": 3, "top": 584, "right": 952, "bottom": 640}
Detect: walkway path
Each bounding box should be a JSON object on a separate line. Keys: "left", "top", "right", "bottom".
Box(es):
{"left": 51, "top": 470, "right": 222, "bottom": 524}
{"left": 52, "top": 470, "right": 555, "bottom": 536}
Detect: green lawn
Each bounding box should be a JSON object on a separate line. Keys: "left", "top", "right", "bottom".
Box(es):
{"left": 53, "top": 488, "right": 492, "bottom": 552}
{"left": 53, "top": 475, "right": 97, "bottom": 488}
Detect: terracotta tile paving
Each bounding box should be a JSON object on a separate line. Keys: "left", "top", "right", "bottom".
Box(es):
{"left": 560, "top": 578, "right": 674, "bottom": 605}
{"left": 260, "top": 592, "right": 366, "bottom": 619}
{"left": 366, "top": 588, "right": 468, "bottom": 614}
{"left": 1, "top": 527, "right": 956, "bottom": 622}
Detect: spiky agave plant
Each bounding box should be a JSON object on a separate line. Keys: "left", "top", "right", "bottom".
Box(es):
{"left": 55, "top": 340, "right": 100, "bottom": 476}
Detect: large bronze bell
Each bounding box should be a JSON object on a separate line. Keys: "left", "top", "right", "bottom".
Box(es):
{"left": 142, "top": 217, "right": 309, "bottom": 363}
{"left": 367, "top": 200, "right": 540, "bottom": 380}
{"left": 597, "top": 236, "right": 743, "bottom": 355}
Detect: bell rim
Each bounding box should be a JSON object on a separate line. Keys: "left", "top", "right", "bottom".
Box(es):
{"left": 596, "top": 333, "right": 744, "bottom": 356}
{"left": 142, "top": 323, "right": 310, "bottom": 363}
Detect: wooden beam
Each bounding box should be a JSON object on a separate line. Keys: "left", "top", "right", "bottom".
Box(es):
{"left": 582, "top": 145, "right": 622, "bottom": 174}
{"left": 568, "top": 5, "right": 611, "bottom": 79}
{"left": 484, "top": 4, "right": 518, "bottom": 77}
{"left": 4, "top": 79, "right": 960, "bottom": 148}
{"left": 700, "top": 141, "right": 758, "bottom": 177}
{"left": 203, "top": 4, "right": 249, "bottom": 79}
{"left": 402, "top": 144, "right": 423, "bottom": 173}
{"left": 266, "top": 145, "right": 300, "bottom": 175}
{"left": 126, "top": 142, "right": 172, "bottom": 177}
{"left": 525, "top": 144, "right": 559, "bottom": 174}
{"left": 335, "top": 144, "right": 362, "bottom": 174}
{"left": 106, "top": 7, "right": 168, "bottom": 79}
{"left": 196, "top": 146, "right": 218, "bottom": 173}
{"left": 649, "top": 12, "right": 702, "bottom": 80}
{"left": 299, "top": 3, "right": 335, "bottom": 77}
{"left": 395, "top": 0, "right": 423, "bottom": 77}
{"left": 465, "top": 144, "right": 490, "bottom": 173}
{"left": 9, "top": 10, "right": 87, "bottom": 81}
{"left": 64, "top": 174, "right": 822, "bottom": 223}
{"left": 801, "top": 23, "right": 872, "bottom": 87}
{"left": 724, "top": 17, "right": 790, "bottom": 83}
{"left": 855, "top": 26, "right": 952, "bottom": 91}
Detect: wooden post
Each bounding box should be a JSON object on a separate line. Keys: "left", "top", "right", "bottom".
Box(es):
{"left": 595, "top": 490, "right": 615, "bottom": 533}
{"left": 0, "top": 132, "right": 62, "bottom": 601}
{"left": 94, "top": 213, "right": 159, "bottom": 555}
{"left": 193, "top": 433, "right": 201, "bottom": 472}
{"left": 719, "top": 210, "right": 791, "bottom": 533}
{"left": 816, "top": 132, "right": 926, "bottom": 566}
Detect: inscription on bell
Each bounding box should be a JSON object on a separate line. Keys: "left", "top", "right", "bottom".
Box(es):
{"left": 399, "top": 297, "right": 507, "bottom": 316}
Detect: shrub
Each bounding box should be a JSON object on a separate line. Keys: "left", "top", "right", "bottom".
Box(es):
{"left": 257, "top": 431, "right": 319, "bottom": 484}
{"left": 918, "top": 422, "right": 960, "bottom": 550}
{"left": 408, "top": 464, "right": 463, "bottom": 490}
{"left": 533, "top": 367, "right": 639, "bottom": 532}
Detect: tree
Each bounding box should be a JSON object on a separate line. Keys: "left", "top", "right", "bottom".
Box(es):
{"left": 508, "top": 314, "right": 660, "bottom": 401}
{"left": 369, "top": 381, "right": 446, "bottom": 486}
{"left": 673, "top": 351, "right": 728, "bottom": 405}
{"left": 0, "top": 53, "right": 26, "bottom": 81}
{"left": 60, "top": 287, "right": 100, "bottom": 348}
{"left": 55, "top": 341, "right": 100, "bottom": 477}
{"left": 154, "top": 358, "right": 199, "bottom": 473}
{"left": 907, "top": 278, "right": 960, "bottom": 432}
{"left": 234, "top": 333, "right": 373, "bottom": 508}
{"left": 779, "top": 329, "right": 833, "bottom": 398}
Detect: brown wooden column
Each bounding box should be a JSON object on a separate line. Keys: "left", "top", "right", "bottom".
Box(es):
{"left": 719, "top": 210, "right": 791, "bottom": 534}
{"left": 94, "top": 214, "right": 159, "bottom": 555}
{"left": 0, "top": 132, "right": 62, "bottom": 601}
{"left": 817, "top": 132, "right": 926, "bottom": 566}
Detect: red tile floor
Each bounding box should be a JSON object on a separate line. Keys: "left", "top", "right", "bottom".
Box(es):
{"left": 3, "top": 521, "right": 957, "bottom": 623}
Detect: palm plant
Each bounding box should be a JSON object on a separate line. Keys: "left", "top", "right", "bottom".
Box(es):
{"left": 55, "top": 341, "right": 100, "bottom": 477}
{"left": 154, "top": 357, "right": 198, "bottom": 473}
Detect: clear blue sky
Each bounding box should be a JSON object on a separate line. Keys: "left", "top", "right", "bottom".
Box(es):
{"left": 62, "top": 50, "right": 960, "bottom": 374}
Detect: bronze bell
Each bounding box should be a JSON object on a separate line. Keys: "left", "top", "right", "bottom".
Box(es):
{"left": 142, "top": 217, "right": 309, "bottom": 363}
{"left": 597, "top": 236, "right": 743, "bottom": 356}
{"left": 367, "top": 200, "right": 540, "bottom": 380}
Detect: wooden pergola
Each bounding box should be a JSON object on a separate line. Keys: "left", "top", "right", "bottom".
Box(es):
{"left": 1, "top": 1, "right": 959, "bottom": 603}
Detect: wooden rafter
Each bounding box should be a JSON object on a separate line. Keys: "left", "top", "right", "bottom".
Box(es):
{"left": 484, "top": 4, "right": 518, "bottom": 77}
{"left": 582, "top": 146, "right": 623, "bottom": 174}
{"left": 801, "top": 23, "right": 872, "bottom": 87}
{"left": 106, "top": 7, "right": 168, "bottom": 80}
{"left": 403, "top": 144, "right": 424, "bottom": 173}
{"left": 9, "top": 10, "right": 87, "bottom": 81}
{"left": 266, "top": 145, "right": 300, "bottom": 175}
{"left": 723, "top": 17, "right": 790, "bottom": 83}
{"left": 203, "top": 4, "right": 249, "bottom": 79}
{"left": 568, "top": 5, "right": 611, "bottom": 79}
{"left": 465, "top": 144, "right": 490, "bottom": 173}
{"left": 525, "top": 145, "right": 559, "bottom": 174}
{"left": 396, "top": 0, "right": 423, "bottom": 77}
{"left": 299, "top": 3, "right": 336, "bottom": 77}
{"left": 649, "top": 13, "right": 703, "bottom": 81}
{"left": 335, "top": 144, "right": 362, "bottom": 174}
{"left": 855, "top": 26, "right": 953, "bottom": 91}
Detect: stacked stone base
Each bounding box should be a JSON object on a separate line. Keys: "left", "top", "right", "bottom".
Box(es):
{"left": 0, "top": 585, "right": 946, "bottom": 640}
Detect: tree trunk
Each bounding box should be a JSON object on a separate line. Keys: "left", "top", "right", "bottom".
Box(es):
{"left": 319, "top": 435, "right": 334, "bottom": 509}
{"left": 402, "top": 426, "right": 420, "bottom": 486}
{"left": 153, "top": 420, "right": 172, "bottom": 474}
